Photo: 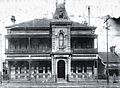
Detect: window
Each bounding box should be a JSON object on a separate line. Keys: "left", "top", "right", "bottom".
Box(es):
{"left": 59, "top": 32, "right": 64, "bottom": 48}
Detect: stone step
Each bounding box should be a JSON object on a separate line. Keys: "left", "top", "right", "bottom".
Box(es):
{"left": 57, "top": 78, "right": 67, "bottom": 83}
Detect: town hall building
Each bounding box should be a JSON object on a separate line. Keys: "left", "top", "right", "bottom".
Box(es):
{"left": 4, "top": 2, "right": 104, "bottom": 82}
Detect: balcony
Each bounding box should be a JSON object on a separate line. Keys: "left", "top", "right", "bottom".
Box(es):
{"left": 5, "top": 48, "right": 51, "bottom": 54}
{"left": 72, "top": 48, "right": 98, "bottom": 54}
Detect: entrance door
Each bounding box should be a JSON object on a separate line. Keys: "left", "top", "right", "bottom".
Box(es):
{"left": 57, "top": 60, "right": 65, "bottom": 79}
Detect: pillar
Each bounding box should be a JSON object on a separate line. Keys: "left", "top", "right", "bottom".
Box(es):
{"left": 94, "top": 38, "right": 97, "bottom": 48}
{"left": 51, "top": 55, "right": 54, "bottom": 75}
{"left": 55, "top": 58, "right": 57, "bottom": 82}
{"left": 67, "top": 55, "right": 71, "bottom": 80}
{"left": 51, "top": 55, "right": 56, "bottom": 81}
{"left": 5, "top": 37, "right": 8, "bottom": 50}
{"left": 28, "top": 37, "right": 31, "bottom": 49}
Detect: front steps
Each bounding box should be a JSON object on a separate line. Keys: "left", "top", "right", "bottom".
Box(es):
{"left": 57, "top": 78, "right": 67, "bottom": 83}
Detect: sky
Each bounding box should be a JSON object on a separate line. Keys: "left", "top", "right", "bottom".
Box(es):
{"left": 0, "top": 0, "right": 120, "bottom": 53}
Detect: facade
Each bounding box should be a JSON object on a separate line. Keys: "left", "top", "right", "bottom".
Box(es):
{"left": 5, "top": 3, "right": 99, "bottom": 82}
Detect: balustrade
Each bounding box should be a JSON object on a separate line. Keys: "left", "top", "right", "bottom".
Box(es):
{"left": 11, "top": 67, "right": 15, "bottom": 79}
{"left": 71, "top": 66, "right": 95, "bottom": 79}
{"left": 10, "top": 66, "right": 51, "bottom": 80}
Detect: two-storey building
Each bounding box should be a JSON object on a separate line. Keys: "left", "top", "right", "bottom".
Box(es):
{"left": 5, "top": 3, "right": 98, "bottom": 82}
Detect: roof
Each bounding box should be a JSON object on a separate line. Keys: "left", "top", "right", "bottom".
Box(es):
{"left": 6, "top": 19, "right": 96, "bottom": 30}
{"left": 6, "top": 18, "right": 51, "bottom": 29}
{"left": 72, "top": 22, "right": 96, "bottom": 29}
{"left": 98, "top": 52, "right": 120, "bottom": 63}
{"left": 6, "top": 2, "right": 96, "bottom": 30}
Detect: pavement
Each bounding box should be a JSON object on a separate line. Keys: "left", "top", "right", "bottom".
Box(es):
{"left": 0, "top": 80, "right": 120, "bottom": 88}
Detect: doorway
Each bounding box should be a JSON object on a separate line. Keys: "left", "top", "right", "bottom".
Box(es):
{"left": 57, "top": 60, "right": 65, "bottom": 79}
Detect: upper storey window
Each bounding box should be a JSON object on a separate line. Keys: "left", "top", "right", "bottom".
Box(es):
{"left": 59, "top": 30, "right": 64, "bottom": 49}
{"left": 59, "top": 11, "right": 64, "bottom": 18}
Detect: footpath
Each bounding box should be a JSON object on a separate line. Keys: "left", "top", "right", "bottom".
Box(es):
{"left": 0, "top": 79, "right": 120, "bottom": 88}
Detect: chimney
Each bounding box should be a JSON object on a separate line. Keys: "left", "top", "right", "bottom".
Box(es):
{"left": 110, "top": 46, "right": 116, "bottom": 53}
{"left": 88, "top": 6, "right": 90, "bottom": 25}
{"left": 64, "top": 0, "right": 66, "bottom": 5}
{"left": 11, "top": 15, "right": 16, "bottom": 23}
{"left": 56, "top": 0, "right": 58, "bottom": 8}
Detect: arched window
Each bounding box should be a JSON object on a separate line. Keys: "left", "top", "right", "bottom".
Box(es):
{"left": 59, "top": 32, "right": 64, "bottom": 48}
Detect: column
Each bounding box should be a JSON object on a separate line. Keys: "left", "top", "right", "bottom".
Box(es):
{"left": 54, "top": 59, "right": 57, "bottom": 82}
{"left": 28, "top": 37, "right": 31, "bottom": 49}
{"left": 51, "top": 55, "right": 54, "bottom": 75}
{"left": 51, "top": 55, "right": 56, "bottom": 81}
{"left": 5, "top": 38, "right": 8, "bottom": 50}
{"left": 94, "top": 38, "right": 98, "bottom": 49}
{"left": 68, "top": 56, "right": 71, "bottom": 79}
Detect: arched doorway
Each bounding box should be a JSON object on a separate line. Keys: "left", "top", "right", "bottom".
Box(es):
{"left": 57, "top": 60, "right": 65, "bottom": 79}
